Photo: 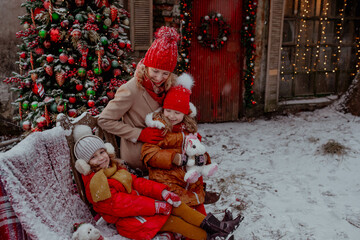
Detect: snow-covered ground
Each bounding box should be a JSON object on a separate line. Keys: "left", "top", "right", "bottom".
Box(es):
{"left": 201, "top": 104, "right": 360, "bottom": 239}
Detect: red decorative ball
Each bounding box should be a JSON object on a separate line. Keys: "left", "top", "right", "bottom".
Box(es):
{"left": 68, "top": 109, "right": 77, "bottom": 118}
{"left": 113, "top": 69, "right": 122, "bottom": 76}
{"left": 35, "top": 47, "right": 44, "bottom": 55}
{"left": 57, "top": 104, "right": 65, "bottom": 113}
{"left": 22, "top": 121, "right": 31, "bottom": 131}
{"left": 126, "top": 43, "right": 131, "bottom": 49}
{"left": 68, "top": 56, "right": 75, "bottom": 65}
{"left": 59, "top": 53, "right": 68, "bottom": 63}
{"left": 50, "top": 28, "right": 60, "bottom": 42}
{"left": 43, "top": 40, "right": 51, "bottom": 48}
{"left": 37, "top": 117, "right": 47, "bottom": 128}
{"left": 69, "top": 96, "right": 76, "bottom": 104}
{"left": 46, "top": 54, "right": 54, "bottom": 63}
{"left": 76, "top": 84, "right": 83, "bottom": 91}
{"left": 43, "top": 1, "right": 50, "bottom": 10}
{"left": 119, "top": 41, "right": 126, "bottom": 48}
{"left": 107, "top": 91, "right": 115, "bottom": 99}
{"left": 87, "top": 100, "right": 95, "bottom": 108}
{"left": 20, "top": 52, "right": 26, "bottom": 59}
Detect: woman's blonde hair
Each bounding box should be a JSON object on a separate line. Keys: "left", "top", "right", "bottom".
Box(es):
{"left": 153, "top": 110, "right": 198, "bottom": 135}
{"left": 135, "top": 62, "right": 176, "bottom": 91}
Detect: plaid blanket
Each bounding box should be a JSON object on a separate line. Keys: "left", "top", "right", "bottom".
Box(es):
{"left": 0, "top": 127, "right": 94, "bottom": 240}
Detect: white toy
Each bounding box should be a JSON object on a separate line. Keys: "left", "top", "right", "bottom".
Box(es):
{"left": 183, "top": 134, "right": 218, "bottom": 183}
{"left": 72, "top": 223, "right": 107, "bottom": 240}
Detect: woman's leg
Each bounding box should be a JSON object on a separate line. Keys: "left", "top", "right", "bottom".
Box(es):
{"left": 160, "top": 215, "right": 207, "bottom": 240}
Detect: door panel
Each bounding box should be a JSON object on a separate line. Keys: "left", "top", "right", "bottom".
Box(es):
{"left": 190, "top": 0, "right": 243, "bottom": 122}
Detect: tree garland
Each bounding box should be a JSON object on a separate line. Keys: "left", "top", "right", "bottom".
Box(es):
{"left": 241, "top": 0, "right": 257, "bottom": 107}
{"left": 196, "top": 12, "right": 230, "bottom": 50}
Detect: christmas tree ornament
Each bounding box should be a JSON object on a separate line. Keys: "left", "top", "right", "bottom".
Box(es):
{"left": 68, "top": 108, "right": 77, "bottom": 117}
{"left": 43, "top": 40, "right": 51, "bottom": 48}
{"left": 61, "top": 20, "right": 69, "bottom": 28}
{"left": 94, "top": 67, "right": 102, "bottom": 75}
{"left": 69, "top": 96, "right": 76, "bottom": 104}
{"left": 44, "top": 65, "right": 54, "bottom": 76}
{"left": 57, "top": 104, "right": 66, "bottom": 113}
{"left": 20, "top": 52, "right": 26, "bottom": 59}
{"left": 123, "top": 18, "right": 129, "bottom": 26}
{"left": 103, "top": 25, "right": 108, "bottom": 30}
{"left": 111, "top": 60, "right": 120, "bottom": 68}
{"left": 86, "top": 88, "right": 96, "bottom": 97}
{"left": 119, "top": 41, "right": 126, "bottom": 48}
{"left": 50, "top": 102, "right": 57, "bottom": 112}
{"left": 110, "top": 6, "right": 118, "bottom": 22}
{"left": 76, "top": 83, "right": 83, "bottom": 91}
{"left": 59, "top": 53, "right": 68, "bottom": 63}
{"left": 31, "top": 101, "right": 38, "bottom": 111}
{"left": 32, "top": 82, "right": 45, "bottom": 97}
{"left": 52, "top": 12, "right": 60, "bottom": 22}
{"left": 39, "top": 29, "right": 47, "bottom": 38}
{"left": 110, "top": 30, "right": 119, "bottom": 39}
{"left": 43, "top": 0, "right": 50, "bottom": 10}
{"left": 113, "top": 68, "right": 121, "bottom": 76}
{"left": 22, "top": 101, "right": 29, "bottom": 110}
{"left": 104, "top": 18, "right": 112, "bottom": 27}
{"left": 71, "top": 29, "right": 82, "bottom": 41}
{"left": 50, "top": 28, "right": 60, "bottom": 42}
{"left": 75, "top": 14, "right": 84, "bottom": 22}
{"left": 126, "top": 43, "right": 131, "bottom": 50}
{"left": 95, "top": 47, "right": 105, "bottom": 56}
{"left": 44, "top": 105, "right": 51, "bottom": 126}
{"left": 107, "top": 91, "right": 115, "bottom": 99}
{"left": 95, "top": 0, "right": 110, "bottom": 8}
{"left": 95, "top": 14, "right": 102, "bottom": 22}
{"left": 24, "top": 80, "right": 32, "bottom": 88}
{"left": 31, "top": 73, "right": 38, "bottom": 81}
{"left": 68, "top": 56, "right": 75, "bottom": 65}
{"left": 37, "top": 116, "right": 47, "bottom": 128}
{"left": 23, "top": 22, "right": 30, "bottom": 29}
{"left": 22, "top": 120, "right": 31, "bottom": 131}
{"left": 56, "top": 71, "right": 66, "bottom": 86}
{"left": 101, "top": 59, "right": 111, "bottom": 71}
{"left": 87, "top": 100, "right": 95, "bottom": 108}
{"left": 77, "top": 68, "right": 86, "bottom": 78}
{"left": 75, "top": 0, "right": 85, "bottom": 7}
{"left": 35, "top": 47, "right": 44, "bottom": 55}
{"left": 46, "top": 54, "right": 54, "bottom": 63}
{"left": 100, "top": 96, "right": 109, "bottom": 105}
{"left": 100, "top": 36, "right": 108, "bottom": 45}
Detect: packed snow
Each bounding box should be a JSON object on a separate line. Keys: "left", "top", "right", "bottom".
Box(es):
{"left": 1, "top": 104, "right": 360, "bottom": 239}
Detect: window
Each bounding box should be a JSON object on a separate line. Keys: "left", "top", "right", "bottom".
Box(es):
{"left": 280, "top": 0, "right": 360, "bottom": 99}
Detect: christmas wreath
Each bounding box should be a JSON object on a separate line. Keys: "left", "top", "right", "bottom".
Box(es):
{"left": 197, "top": 12, "right": 230, "bottom": 50}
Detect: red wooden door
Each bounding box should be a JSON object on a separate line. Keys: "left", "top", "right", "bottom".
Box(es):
{"left": 190, "top": 0, "right": 243, "bottom": 122}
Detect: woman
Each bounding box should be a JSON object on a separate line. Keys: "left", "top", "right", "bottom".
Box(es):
{"left": 98, "top": 26, "right": 179, "bottom": 173}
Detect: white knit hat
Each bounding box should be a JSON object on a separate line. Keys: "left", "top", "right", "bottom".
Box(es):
{"left": 73, "top": 125, "right": 115, "bottom": 175}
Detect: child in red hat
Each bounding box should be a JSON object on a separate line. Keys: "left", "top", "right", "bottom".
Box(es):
{"left": 73, "top": 125, "right": 242, "bottom": 240}
{"left": 98, "top": 26, "right": 181, "bottom": 174}
{"left": 141, "top": 74, "right": 228, "bottom": 216}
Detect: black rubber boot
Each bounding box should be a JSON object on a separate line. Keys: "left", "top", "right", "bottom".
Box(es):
{"left": 200, "top": 212, "right": 244, "bottom": 234}
{"left": 222, "top": 209, "right": 233, "bottom": 222}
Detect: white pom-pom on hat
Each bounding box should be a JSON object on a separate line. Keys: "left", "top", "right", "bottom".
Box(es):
{"left": 75, "top": 159, "right": 91, "bottom": 175}
{"left": 176, "top": 73, "right": 194, "bottom": 91}
{"left": 73, "top": 125, "right": 93, "bottom": 143}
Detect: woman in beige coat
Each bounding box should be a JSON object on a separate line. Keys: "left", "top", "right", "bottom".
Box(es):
{"left": 98, "top": 26, "right": 180, "bottom": 173}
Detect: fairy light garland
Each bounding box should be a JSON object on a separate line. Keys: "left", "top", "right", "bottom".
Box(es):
{"left": 241, "top": 0, "right": 257, "bottom": 107}
{"left": 176, "top": 0, "right": 193, "bottom": 74}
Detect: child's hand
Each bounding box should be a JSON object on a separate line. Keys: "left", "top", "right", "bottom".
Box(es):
{"left": 161, "top": 189, "right": 181, "bottom": 207}
{"left": 172, "top": 153, "right": 188, "bottom": 166}
{"left": 155, "top": 200, "right": 172, "bottom": 215}
{"left": 138, "top": 127, "right": 164, "bottom": 144}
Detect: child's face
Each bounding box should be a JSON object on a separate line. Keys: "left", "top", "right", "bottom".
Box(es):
{"left": 148, "top": 67, "right": 171, "bottom": 87}
{"left": 89, "top": 148, "right": 110, "bottom": 169}
{"left": 164, "top": 108, "right": 185, "bottom": 126}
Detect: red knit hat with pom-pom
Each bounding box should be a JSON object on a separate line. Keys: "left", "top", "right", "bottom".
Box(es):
{"left": 143, "top": 26, "right": 180, "bottom": 72}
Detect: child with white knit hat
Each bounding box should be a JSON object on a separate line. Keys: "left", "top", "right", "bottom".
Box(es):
{"left": 72, "top": 125, "right": 242, "bottom": 240}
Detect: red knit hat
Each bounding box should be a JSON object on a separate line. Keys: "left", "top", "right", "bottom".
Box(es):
{"left": 163, "top": 73, "right": 194, "bottom": 115}
{"left": 143, "top": 26, "right": 180, "bottom": 72}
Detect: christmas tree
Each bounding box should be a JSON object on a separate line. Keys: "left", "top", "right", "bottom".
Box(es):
{"left": 3, "top": 0, "right": 135, "bottom": 132}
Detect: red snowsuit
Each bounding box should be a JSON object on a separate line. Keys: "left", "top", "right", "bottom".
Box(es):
{"left": 82, "top": 167, "right": 171, "bottom": 240}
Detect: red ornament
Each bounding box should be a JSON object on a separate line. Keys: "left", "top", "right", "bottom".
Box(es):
{"left": 44, "top": 65, "right": 53, "bottom": 76}
{"left": 33, "top": 8, "right": 45, "bottom": 17}
{"left": 22, "top": 121, "right": 31, "bottom": 131}
{"left": 68, "top": 109, "right": 77, "bottom": 118}
{"left": 75, "top": 0, "right": 85, "bottom": 7}
{"left": 113, "top": 69, "right": 121, "bottom": 76}
{"left": 57, "top": 104, "right": 65, "bottom": 113}
{"left": 59, "top": 53, "right": 68, "bottom": 63}
{"left": 110, "top": 6, "right": 118, "bottom": 22}
{"left": 35, "top": 47, "right": 44, "bottom": 55}
{"left": 119, "top": 41, "right": 126, "bottom": 48}
{"left": 76, "top": 84, "right": 83, "bottom": 91}
{"left": 50, "top": 28, "right": 60, "bottom": 42}
{"left": 37, "top": 116, "right": 47, "bottom": 128}
{"left": 68, "top": 56, "right": 75, "bottom": 65}
{"left": 71, "top": 29, "right": 82, "bottom": 41}
{"left": 55, "top": 71, "right": 66, "bottom": 86}
{"left": 126, "top": 43, "right": 131, "bottom": 50}
{"left": 107, "top": 91, "right": 115, "bottom": 99}
{"left": 20, "top": 52, "right": 26, "bottom": 59}
{"left": 61, "top": 20, "right": 69, "bottom": 28}
{"left": 43, "top": 40, "right": 51, "bottom": 48}
{"left": 69, "top": 96, "right": 76, "bottom": 104}
{"left": 46, "top": 54, "right": 54, "bottom": 63}
{"left": 43, "top": 1, "right": 50, "bottom": 10}
{"left": 32, "top": 83, "right": 45, "bottom": 98}
{"left": 95, "top": 0, "right": 109, "bottom": 8}
{"left": 87, "top": 100, "right": 95, "bottom": 108}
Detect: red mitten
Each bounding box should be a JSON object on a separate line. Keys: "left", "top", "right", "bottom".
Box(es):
{"left": 155, "top": 200, "right": 172, "bottom": 215}
{"left": 162, "top": 189, "right": 181, "bottom": 207}
{"left": 138, "top": 127, "right": 164, "bottom": 144}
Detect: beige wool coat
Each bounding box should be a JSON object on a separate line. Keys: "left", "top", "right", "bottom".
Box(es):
{"left": 98, "top": 77, "right": 161, "bottom": 171}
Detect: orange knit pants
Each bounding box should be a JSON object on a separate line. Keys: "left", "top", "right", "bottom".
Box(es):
{"left": 160, "top": 203, "right": 207, "bottom": 240}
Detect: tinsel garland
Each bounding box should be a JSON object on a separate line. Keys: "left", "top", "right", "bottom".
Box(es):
{"left": 241, "top": 0, "right": 257, "bottom": 107}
